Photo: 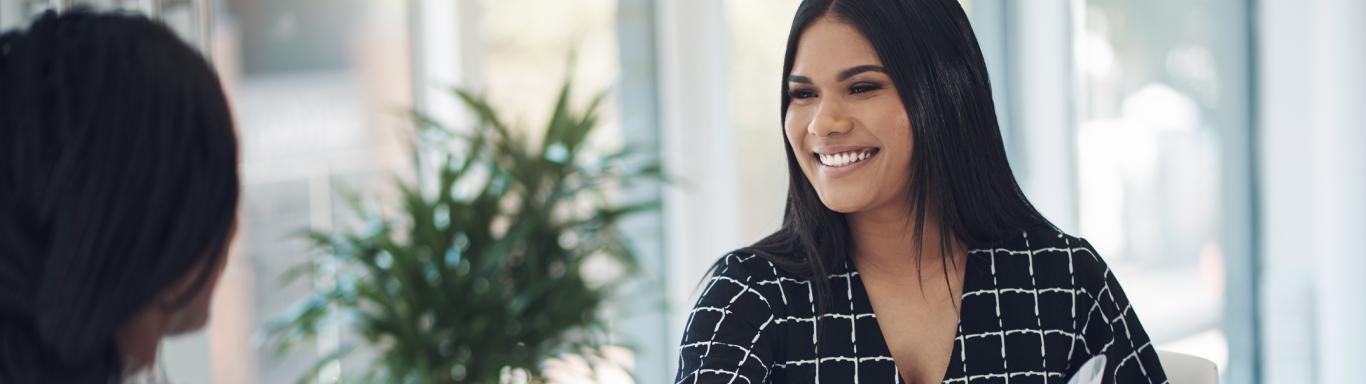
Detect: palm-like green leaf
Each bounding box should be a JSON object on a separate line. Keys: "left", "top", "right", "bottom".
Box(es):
{"left": 267, "top": 73, "right": 663, "bottom": 383}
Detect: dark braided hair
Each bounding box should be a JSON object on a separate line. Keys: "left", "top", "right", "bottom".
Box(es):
{"left": 0, "top": 9, "right": 239, "bottom": 382}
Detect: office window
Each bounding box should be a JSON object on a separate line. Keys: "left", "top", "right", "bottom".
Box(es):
{"left": 1073, "top": 0, "right": 1238, "bottom": 369}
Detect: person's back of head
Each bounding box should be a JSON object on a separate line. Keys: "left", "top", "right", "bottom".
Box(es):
{"left": 0, "top": 9, "right": 239, "bottom": 383}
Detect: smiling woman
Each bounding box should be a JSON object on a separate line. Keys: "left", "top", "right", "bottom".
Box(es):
{"left": 674, "top": 0, "right": 1167, "bottom": 383}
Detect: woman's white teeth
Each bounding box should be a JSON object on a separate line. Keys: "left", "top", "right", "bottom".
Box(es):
{"left": 818, "top": 150, "right": 875, "bottom": 167}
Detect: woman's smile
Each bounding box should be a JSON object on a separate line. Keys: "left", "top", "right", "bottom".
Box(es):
{"left": 813, "top": 146, "right": 880, "bottom": 177}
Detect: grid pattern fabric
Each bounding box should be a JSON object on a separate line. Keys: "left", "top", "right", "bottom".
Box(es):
{"left": 675, "top": 229, "right": 1168, "bottom": 384}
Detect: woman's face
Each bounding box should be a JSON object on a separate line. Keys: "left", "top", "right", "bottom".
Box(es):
{"left": 116, "top": 220, "right": 236, "bottom": 372}
{"left": 785, "top": 17, "right": 913, "bottom": 214}
{"left": 162, "top": 226, "right": 233, "bottom": 336}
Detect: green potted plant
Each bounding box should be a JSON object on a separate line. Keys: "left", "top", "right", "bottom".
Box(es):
{"left": 266, "top": 75, "right": 662, "bottom": 383}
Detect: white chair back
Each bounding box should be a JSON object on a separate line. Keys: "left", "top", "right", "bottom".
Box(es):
{"left": 1157, "top": 350, "right": 1219, "bottom": 384}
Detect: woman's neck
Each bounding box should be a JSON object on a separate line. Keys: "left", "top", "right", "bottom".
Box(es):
{"left": 847, "top": 202, "right": 963, "bottom": 285}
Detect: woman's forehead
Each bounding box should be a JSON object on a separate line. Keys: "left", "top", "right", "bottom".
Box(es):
{"left": 791, "top": 18, "right": 883, "bottom": 77}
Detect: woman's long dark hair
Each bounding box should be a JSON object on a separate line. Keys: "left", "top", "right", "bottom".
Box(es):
{"left": 0, "top": 10, "right": 239, "bottom": 382}
{"left": 737, "top": 0, "right": 1054, "bottom": 319}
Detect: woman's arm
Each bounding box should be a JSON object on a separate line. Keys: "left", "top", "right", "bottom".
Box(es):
{"left": 1072, "top": 239, "right": 1169, "bottom": 384}
{"left": 675, "top": 254, "right": 780, "bottom": 384}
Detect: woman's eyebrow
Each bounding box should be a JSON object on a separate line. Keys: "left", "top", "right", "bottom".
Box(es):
{"left": 787, "top": 65, "right": 886, "bottom": 84}
{"left": 837, "top": 65, "right": 886, "bottom": 81}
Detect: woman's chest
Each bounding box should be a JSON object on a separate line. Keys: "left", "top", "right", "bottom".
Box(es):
{"left": 766, "top": 265, "right": 1087, "bottom": 383}
{"left": 863, "top": 276, "right": 962, "bottom": 383}
{"left": 767, "top": 301, "right": 1082, "bottom": 384}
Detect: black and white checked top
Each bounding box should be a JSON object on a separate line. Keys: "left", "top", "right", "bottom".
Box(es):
{"left": 675, "top": 229, "right": 1168, "bottom": 384}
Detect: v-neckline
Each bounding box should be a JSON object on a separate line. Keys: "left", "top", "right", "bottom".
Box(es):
{"left": 848, "top": 252, "right": 980, "bottom": 384}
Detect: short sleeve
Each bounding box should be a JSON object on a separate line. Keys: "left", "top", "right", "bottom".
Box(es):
{"left": 1070, "top": 238, "right": 1168, "bottom": 384}
{"left": 674, "top": 254, "right": 780, "bottom": 384}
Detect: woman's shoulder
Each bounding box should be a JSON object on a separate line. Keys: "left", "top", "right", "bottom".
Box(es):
{"left": 706, "top": 252, "right": 811, "bottom": 283}
{"left": 969, "top": 226, "right": 1089, "bottom": 252}
{"left": 708, "top": 252, "right": 777, "bottom": 277}
{"left": 698, "top": 252, "right": 816, "bottom": 310}
{"left": 967, "top": 227, "right": 1113, "bottom": 288}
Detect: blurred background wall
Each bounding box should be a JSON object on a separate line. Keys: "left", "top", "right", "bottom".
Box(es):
{"left": 1, "top": 0, "right": 1362, "bottom": 383}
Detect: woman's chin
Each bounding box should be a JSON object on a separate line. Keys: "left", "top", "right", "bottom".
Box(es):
{"left": 817, "top": 194, "right": 871, "bottom": 214}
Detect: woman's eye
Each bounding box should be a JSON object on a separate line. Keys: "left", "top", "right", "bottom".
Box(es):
{"left": 850, "top": 83, "right": 882, "bottom": 94}
{"left": 788, "top": 89, "right": 817, "bottom": 99}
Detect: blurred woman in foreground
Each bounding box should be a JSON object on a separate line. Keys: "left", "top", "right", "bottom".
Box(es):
{"left": 0, "top": 9, "right": 239, "bottom": 382}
